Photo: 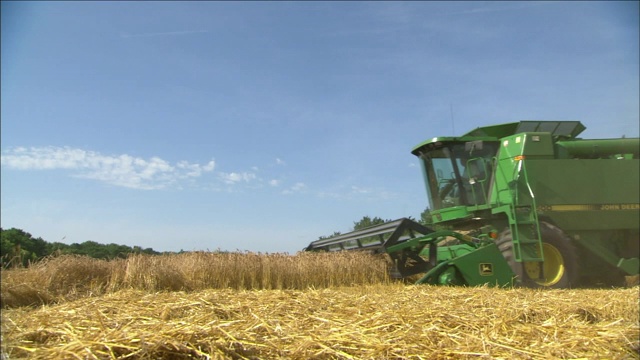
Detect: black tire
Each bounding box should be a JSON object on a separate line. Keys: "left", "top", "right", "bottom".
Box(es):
{"left": 497, "top": 222, "right": 579, "bottom": 289}
{"left": 496, "top": 229, "right": 524, "bottom": 285}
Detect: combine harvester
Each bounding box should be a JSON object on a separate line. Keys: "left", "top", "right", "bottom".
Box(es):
{"left": 306, "top": 121, "right": 639, "bottom": 288}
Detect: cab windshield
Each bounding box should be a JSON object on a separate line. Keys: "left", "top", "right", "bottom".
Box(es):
{"left": 418, "top": 142, "right": 497, "bottom": 211}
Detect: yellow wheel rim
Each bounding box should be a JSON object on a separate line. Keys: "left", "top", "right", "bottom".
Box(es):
{"left": 524, "top": 243, "right": 565, "bottom": 286}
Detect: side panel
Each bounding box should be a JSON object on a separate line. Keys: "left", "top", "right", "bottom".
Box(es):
{"left": 526, "top": 157, "right": 639, "bottom": 275}
{"left": 526, "top": 159, "right": 640, "bottom": 231}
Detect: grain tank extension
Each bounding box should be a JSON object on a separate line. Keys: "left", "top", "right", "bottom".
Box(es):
{"left": 306, "top": 121, "right": 639, "bottom": 288}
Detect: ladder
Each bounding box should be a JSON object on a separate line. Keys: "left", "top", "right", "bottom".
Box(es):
{"left": 507, "top": 158, "right": 544, "bottom": 262}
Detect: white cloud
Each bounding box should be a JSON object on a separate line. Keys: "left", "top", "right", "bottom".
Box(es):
{"left": 219, "top": 172, "right": 257, "bottom": 185}
{"left": 1, "top": 147, "right": 315, "bottom": 194}
{"left": 317, "top": 191, "right": 340, "bottom": 199}
{"left": 350, "top": 186, "right": 371, "bottom": 194}
{"left": 350, "top": 186, "right": 395, "bottom": 201}
{"left": 316, "top": 185, "right": 396, "bottom": 201}
{"left": 1, "top": 146, "right": 215, "bottom": 190}
{"left": 177, "top": 160, "right": 216, "bottom": 178}
{"left": 282, "top": 182, "right": 306, "bottom": 194}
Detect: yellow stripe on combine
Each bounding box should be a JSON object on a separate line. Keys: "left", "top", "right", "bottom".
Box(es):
{"left": 537, "top": 204, "right": 640, "bottom": 211}
{"left": 550, "top": 205, "right": 597, "bottom": 211}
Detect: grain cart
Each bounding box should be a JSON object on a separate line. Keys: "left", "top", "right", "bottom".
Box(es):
{"left": 306, "top": 121, "right": 640, "bottom": 288}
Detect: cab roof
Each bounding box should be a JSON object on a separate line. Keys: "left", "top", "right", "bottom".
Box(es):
{"left": 411, "top": 120, "right": 586, "bottom": 155}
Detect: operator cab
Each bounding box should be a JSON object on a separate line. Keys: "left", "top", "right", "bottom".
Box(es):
{"left": 413, "top": 140, "right": 498, "bottom": 211}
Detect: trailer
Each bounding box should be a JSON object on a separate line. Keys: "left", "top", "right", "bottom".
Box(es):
{"left": 306, "top": 121, "right": 639, "bottom": 288}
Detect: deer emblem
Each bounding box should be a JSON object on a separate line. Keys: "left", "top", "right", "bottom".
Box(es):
{"left": 479, "top": 263, "right": 493, "bottom": 275}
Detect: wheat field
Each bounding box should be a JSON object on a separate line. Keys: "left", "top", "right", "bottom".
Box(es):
{"left": 1, "top": 253, "right": 638, "bottom": 359}
{"left": 1, "top": 252, "right": 391, "bottom": 307}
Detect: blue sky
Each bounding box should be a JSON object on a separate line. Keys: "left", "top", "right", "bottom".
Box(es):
{"left": 2, "top": 1, "right": 638, "bottom": 253}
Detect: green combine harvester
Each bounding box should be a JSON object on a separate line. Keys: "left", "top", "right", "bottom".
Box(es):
{"left": 306, "top": 121, "right": 639, "bottom": 288}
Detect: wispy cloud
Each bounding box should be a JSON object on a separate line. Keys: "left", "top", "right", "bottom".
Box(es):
{"left": 119, "top": 30, "right": 209, "bottom": 39}
{"left": 1, "top": 147, "right": 392, "bottom": 200}
{"left": 282, "top": 182, "right": 307, "bottom": 195}
{"left": 350, "top": 186, "right": 371, "bottom": 194}
{"left": 317, "top": 185, "right": 395, "bottom": 201}
{"left": 219, "top": 172, "right": 257, "bottom": 185}
{"left": 1, "top": 146, "right": 215, "bottom": 190}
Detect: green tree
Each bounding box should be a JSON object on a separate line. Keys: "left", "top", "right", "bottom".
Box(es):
{"left": 420, "top": 207, "right": 433, "bottom": 226}
{"left": 80, "top": 241, "right": 109, "bottom": 259}
{"left": 1, "top": 228, "right": 48, "bottom": 267}
{"left": 317, "top": 216, "right": 391, "bottom": 241}
{"left": 142, "top": 247, "right": 159, "bottom": 255}
{"left": 317, "top": 231, "right": 342, "bottom": 241}
{"left": 353, "top": 216, "right": 389, "bottom": 231}
{"left": 351, "top": 216, "right": 391, "bottom": 246}
{"left": 1, "top": 227, "right": 167, "bottom": 266}
{"left": 0, "top": 229, "right": 17, "bottom": 267}
{"left": 46, "top": 241, "right": 70, "bottom": 255}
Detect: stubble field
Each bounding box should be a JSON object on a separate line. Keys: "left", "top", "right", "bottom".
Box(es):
{"left": 1, "top": 252, "right": 638, "bottom": 359}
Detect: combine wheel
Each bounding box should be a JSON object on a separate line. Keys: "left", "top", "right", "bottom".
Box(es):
{"left": 497, "top": 222, "right": 578, "bottom": 288}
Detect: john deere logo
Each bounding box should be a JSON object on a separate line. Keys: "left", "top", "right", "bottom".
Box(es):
{"left": 479, "top": 263, "right": 493, "bottom": 276}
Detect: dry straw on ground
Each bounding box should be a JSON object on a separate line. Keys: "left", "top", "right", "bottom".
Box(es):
{"left": 2, "top": 285, "right": 638, "bottom": 359}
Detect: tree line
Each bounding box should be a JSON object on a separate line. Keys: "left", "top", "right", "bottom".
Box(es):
{"left": 0, "top": 228, "right": 161, "bottom": 268}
